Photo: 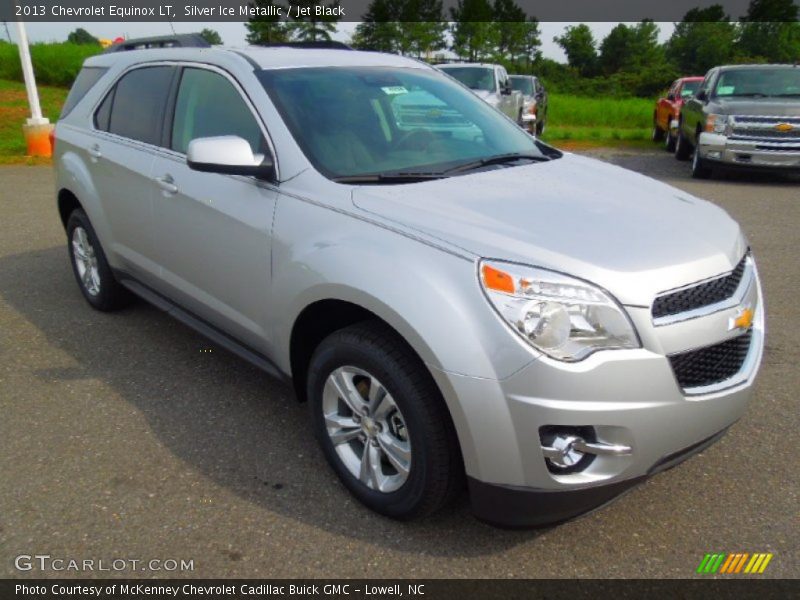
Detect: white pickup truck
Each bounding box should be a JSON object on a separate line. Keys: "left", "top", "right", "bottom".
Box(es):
{"left": 437, "top": 63, "right": 525, "bottom": 125}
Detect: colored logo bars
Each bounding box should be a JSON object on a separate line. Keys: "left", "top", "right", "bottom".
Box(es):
{"left": 697, "top": 553, "right": 773, "bottom": 574}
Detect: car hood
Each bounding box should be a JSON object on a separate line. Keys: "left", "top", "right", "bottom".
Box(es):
{"left": 711, "top": 97, "right": 800, "bottom": 117}
{"left": 351, "top": 153, "right": 746, "bottom": 306}
{"left": 473, "top": 90, "right": 498, "bottom": 104}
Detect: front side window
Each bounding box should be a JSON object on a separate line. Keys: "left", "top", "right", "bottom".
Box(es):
{"left": 107, "top": 66, "right": 174, "bottom": 145}
{"left": 438, "top": 67, "right": 496, "bottom": 92}
{"left": 171, "top": 68, "right": 267, "bottom": 155}
{"left": 258, "top": 66, "right": 552, "bottom": 180}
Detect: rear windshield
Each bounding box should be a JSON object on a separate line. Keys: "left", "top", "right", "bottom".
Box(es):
{"left": 61, "top": 67, "right": 108, "bottom": 119}
{"left": 680, "top": 81, "right": 700, "bottom": 98}
{"left": 510, "top": 78, "right": 534, "bottom": 96}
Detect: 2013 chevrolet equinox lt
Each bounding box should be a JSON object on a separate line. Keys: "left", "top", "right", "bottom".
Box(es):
{"left": 54, "top": 43, "right": 764, "bottom": 527}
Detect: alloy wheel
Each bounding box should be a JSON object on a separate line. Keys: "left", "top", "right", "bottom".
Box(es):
{"left": 322, "top": 366, "right": 411, "bottom": 493}
{"left": 72, "top": 226, "right": 101, "bottom": 296}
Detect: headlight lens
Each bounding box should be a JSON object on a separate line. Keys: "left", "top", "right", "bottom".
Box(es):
{"left": 479, "top": 261, "right": 640, "bottom": 361}
{"left": 705, "top": 113, "right": 729, "bottom": 134}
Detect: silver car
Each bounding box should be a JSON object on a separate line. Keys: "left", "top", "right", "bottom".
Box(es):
{"left": 54, "top": 42, "right": 764, "bottom": 527}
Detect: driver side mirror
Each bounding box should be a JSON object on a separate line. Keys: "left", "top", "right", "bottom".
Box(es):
{"left": 500, "top": 81, "right": 512, "bottom": 95}
{"left": 187, "top": 136, "right": 274, "bottom": 181}
{"left": 695, "top": 90, "right": 708, "bottom": 102}
{"left": 667, "top": 92, "right": 676, "bottom": 101}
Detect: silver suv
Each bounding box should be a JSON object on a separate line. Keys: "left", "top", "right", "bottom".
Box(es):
{"left": 55, "top": 42, "right": 764, "bottom": 527}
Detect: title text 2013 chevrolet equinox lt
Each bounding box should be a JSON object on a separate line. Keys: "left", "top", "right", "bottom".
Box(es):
{"left": 54, "top": 43, "right": 764, "bottom": 527}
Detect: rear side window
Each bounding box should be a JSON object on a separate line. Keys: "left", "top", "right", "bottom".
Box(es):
{"left": 94, "top": 88, "right": 114, "bottom": 131}
{"left": 107, "top": 66, "right": 174, "bottom": 146}
{"left": 61, "top": 67, "right": 108, "bottom": 119}
{"left": 170, "top": 68, "right": 266, "bottom": 155}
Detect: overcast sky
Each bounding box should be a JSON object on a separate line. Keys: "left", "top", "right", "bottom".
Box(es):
{"left": 4, "top": 21, "right": 677, "bottom": 63}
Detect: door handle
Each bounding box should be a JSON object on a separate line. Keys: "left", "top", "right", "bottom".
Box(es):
{"left": 155, "top": 174, "right": 178, "bottom": 194}
{"left": 88, "top": 144, "right": 102, "bottom": 160}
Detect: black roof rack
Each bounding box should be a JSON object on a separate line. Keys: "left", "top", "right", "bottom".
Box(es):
{"left": 252, "top": 41, "right": 352, "bottom": 50}
{"left": 104, "top": 33, "right": 211, "bottom": 53}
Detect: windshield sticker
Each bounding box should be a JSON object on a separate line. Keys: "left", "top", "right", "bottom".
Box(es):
{"left": 381, "top": 86, "right": 408, "bottom": 96}
{"left": 717, "top": 85, "right": 735, "bottom": 96}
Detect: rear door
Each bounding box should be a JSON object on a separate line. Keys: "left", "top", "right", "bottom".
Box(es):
{"left": 150, "top": 65, "right": 278, "bottom": 351}
{"left": 91, "top": 64, "right": 176, "bottom": 284}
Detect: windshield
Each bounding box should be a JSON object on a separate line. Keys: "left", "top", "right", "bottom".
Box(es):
{"left": 714, "top": 68, "right": 800, "bottom": 98}
{"left": 510, "top": 77, "right": 534, "bottom": 96}
{"left": 438, "top": 66, "right": 495, "bottom": 92}
{"left": 680, "top": 81, "right": 700, "bottom": 98}
{"left": 258, "top": 66, "right": 550, "bottom": 180}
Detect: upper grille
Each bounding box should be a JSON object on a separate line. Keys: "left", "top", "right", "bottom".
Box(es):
{"left": 669, "top": 331, "right": 752, "bottom": 390}
{"left": 730, "top": 116, "right": 800, "bottom": 143}
{"left": 652, "top": 255, "right": 747, "bottom": 319}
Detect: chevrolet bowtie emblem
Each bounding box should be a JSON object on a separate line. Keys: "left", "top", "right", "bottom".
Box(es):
{"left": 775, "top": 123, "right": 794, "bottom": 133}
{"left": 729, "top": 306, "right": 754, "bottom": 331}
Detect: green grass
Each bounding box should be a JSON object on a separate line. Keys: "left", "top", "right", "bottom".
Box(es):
{"left": 540, "top": 93, "right": 653, "bottom": 145}
{"left": 0, "top": 41, "right": 103, "bottom": 87}
{"left": 0, "top": 79, "right": 67, "bottom": 163}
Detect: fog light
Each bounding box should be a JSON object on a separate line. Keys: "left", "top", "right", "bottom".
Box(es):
{"left": 540, "top": 426, "right": 632, "bottom": 474}
{"left": 707, "top": 150, "right": 722, "bottom": 160}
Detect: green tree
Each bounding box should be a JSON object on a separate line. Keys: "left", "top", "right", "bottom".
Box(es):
{"left": 351, "top": 0, "right": 400, "bottom": 52}
{"left": 667, "top": 6, "right": 737, "bottom": 74}
{"left": 67, "top": 28, "right": 100, "bottom": 45}
{"left": 398, "top": 0, "right": 447, "bottom": 58}
{"left": 599, "top": 23, "right": 633, "bottom": 74}
{"left": 449, "top": 0, "right": 497, "bottom": 61}
{"left": 554, "top": 24, "right": 597, "bottom": 76}
{"left": 493, "top": 0, "right": 526, "bottom": 61}
{"left": 738, "top": 0, "right": 800, "bottom": 62}
{"left": 199, "top": 28, "right": 223, "bottom": 45}
{"left": 515, "top": 18, "right": 542, "bottom": 69}
{"left": 245, "top": 1, "right": 290, "bottom": 44}
{"left": 286, "top": 1, "right": 342, "bottom": 42}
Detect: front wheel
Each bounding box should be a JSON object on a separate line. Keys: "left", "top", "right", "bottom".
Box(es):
{"left": 675, "top": 127, "right": 692, "bottom": 161}
{"left": 651, "top": 117, "right": 665, "bottom": 142}
{"left": 665, "top": 130, "right": 677, "bottom": 152}
{"left": 307, "top": 322, "right": 463, "bottom": 520}
{"left": 691, "top": 148, "right": 713, "bottom": 179}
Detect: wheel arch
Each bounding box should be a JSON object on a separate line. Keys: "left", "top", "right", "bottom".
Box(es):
{"left": 58, "top": 188, "right": 83, "bottom": 229}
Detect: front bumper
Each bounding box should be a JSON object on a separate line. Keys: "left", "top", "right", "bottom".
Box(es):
{"left": 429, "top": 262, "right": 764, "bottom": 527}
{"left": 697, "top": 132, "right": 800, "bottom": 170}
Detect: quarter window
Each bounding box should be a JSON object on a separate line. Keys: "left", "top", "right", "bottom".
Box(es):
{"left": 171, "top": 68, "right": 266, "bottom": 156}
{"left": 107, "top": 66, "right": 175, "bottom": 145}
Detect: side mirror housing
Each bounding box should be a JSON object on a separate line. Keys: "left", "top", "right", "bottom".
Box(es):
{"left": 187, "top": 136, "right": 274, "bottom": 180}
{"left": 696, "top": 90, "right": 708, "bottom": 102}
{"left": 499, "top": 81, "right": 512, "bottom": 95}
{"left": 667, "top": 92, "right": 676, "bottom": 101}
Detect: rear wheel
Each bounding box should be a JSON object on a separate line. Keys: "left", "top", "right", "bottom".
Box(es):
{"left": 536, "top": 115, "right": 545, "bottom": 136}
{"left": 307, "top": 321, "right": 463, "bottom": 520}
{"left": 66, "top": 209, "right": 132, "bottom": 311}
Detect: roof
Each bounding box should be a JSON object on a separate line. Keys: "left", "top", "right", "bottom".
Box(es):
{"left": 436, "top": 63, "right": 498, "bottom": 69}
{"left": 86, "top": 45, "right": 429, "bottom": 72}
{"left": 716, "top": 63, "right": 798, "bottom": 71}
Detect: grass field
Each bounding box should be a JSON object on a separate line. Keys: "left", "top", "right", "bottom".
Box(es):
{"left": 0, "top": 80, "right": 67, "bottom": 164}
{"left": 0, "top": 78, "right": 654, "bottom": 164}
{"left": 540, "top": 94, "right": 653, "bottom": 144}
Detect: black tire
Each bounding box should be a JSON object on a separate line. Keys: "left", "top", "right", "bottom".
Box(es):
{"left": 66, "top": 209, "right": 132, "bottom": 311}
{"left": 651, "top": 117, "right": 665, "bottom": 142}
{"left": 536, "top": 116, "right": 545, "bottom": 136}
{"left": 675, "top": 127, "right": 692, "bottom": 161}
{"left": 691, "top": 147, "right": 713, "bottom": 179}
{"left": 307, "top": 321, "right": 463, "bottom": 520}
{"left": 664, "top": 130, "right": 677, "bottom": 153}
{"left": 517, "top": 108, "right": 524, "bottom": 127}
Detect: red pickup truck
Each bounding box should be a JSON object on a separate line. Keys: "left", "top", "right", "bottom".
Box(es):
{"left": 652, "top": 76, "right": 703, "bottom": 151}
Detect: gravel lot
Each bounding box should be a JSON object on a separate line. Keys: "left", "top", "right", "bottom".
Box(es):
{"left": 0, "top": 151, "right": 797, "bottom": 579}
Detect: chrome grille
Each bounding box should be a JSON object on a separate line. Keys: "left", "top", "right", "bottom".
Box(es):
{"left": 730, "top": 116, "right": 800, "bottom": 143}
{"left": 652, "top": 254, "right": 747, "bottom": 319}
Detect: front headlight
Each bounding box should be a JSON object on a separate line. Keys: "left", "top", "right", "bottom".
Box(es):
{"left": 479, "top": 260, "right": 640, "bottom": 362}
{"left": 705, "top": 113, "right": 729, "bottom": 134}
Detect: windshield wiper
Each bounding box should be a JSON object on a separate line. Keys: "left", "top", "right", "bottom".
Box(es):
{"left": 332, "top": 172, "right": 446, "bottom": 184}
{"left": 770, "top": 93, "right": 800, "bottom": 97}
{"left": 443, "top": 152, "right": 550, "bottom": 175}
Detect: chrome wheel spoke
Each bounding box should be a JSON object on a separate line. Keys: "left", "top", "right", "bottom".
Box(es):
{"left": 325, "top": 413, "right": 361, "bottom": 446}
{"left": 331, "top": 368, "right": 368, "bottom": 415}
{"left": 377, "top": 434, "right": 411, "bottom": 476}
{"left": 359, "top": 443, "right": 382, "bottom": 489}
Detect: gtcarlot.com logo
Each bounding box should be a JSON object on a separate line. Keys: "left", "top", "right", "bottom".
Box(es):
{"left": 697, "top": 552, "right": 773, "bottom": 574}
{"left": 14, "top": 554, "right": 194, "bottom": 572}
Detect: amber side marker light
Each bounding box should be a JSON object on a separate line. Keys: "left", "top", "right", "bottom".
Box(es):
{"left": 481, "top": 263, "right": 515, "bottom": 294}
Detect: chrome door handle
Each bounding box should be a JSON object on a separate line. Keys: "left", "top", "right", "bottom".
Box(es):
{"left": 88, "top": 144, "right": 102, "bottom": 159}
{"left": 155, "top": 174, "right": 178, "bottom": 194}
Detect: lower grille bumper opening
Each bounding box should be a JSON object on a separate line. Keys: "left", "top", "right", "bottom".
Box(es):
{"left": 669, "top": 330, "right": 753, "bottom": 391}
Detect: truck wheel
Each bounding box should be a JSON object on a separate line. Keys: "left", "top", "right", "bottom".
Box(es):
{"left": 307, "top": 321, "right": 463, "bottom": 520}
{"left": 517, "top": 109, "right": 524, "bottom": 127}
{"left": 66, "top": 209, "right": 132, "bottom": 311}
{"left": 651, "top": 117, "right": 665, "bottom": 142}
{"left": 665, "top": 130, "right": 677, "bottom": 153}
{"left": 536, "top": 118, "right": 545, "bottom": 136}
{"left": 675, "top": 128, "right": 692, "bottom": 161}
{"left": 691, "top": 148, "right": 713, "bottom": 179}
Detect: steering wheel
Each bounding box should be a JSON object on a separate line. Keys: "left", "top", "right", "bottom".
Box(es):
{"left": 394, "top": 129, "right": 436, "bottom": 152}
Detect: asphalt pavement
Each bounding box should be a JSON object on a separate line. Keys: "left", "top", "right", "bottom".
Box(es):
{"left": 0, "top": 150, "right": 797, "bottom": 578}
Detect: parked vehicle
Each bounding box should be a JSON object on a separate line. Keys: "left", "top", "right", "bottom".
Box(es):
{"left": 436, "top": 63, "right": 525, "bottom": 125}
{"left": 509, "top": 75, "right": 548, "bottom": 135}
{"left": 677, "top": 64, "right": 800, "bottom": 178}
{"left": 653, "top": 76, "right": 703, "bottom": 152}
{"left": 55, "top": 41, "right": 764, "bottom": 527}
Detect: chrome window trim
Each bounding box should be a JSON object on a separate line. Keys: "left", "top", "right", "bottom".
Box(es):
{"left": 88, "top": 60, "right": 280, "bottom": 181}
{"left": 652, "top": 255, "right": 754, "bottom": 327}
